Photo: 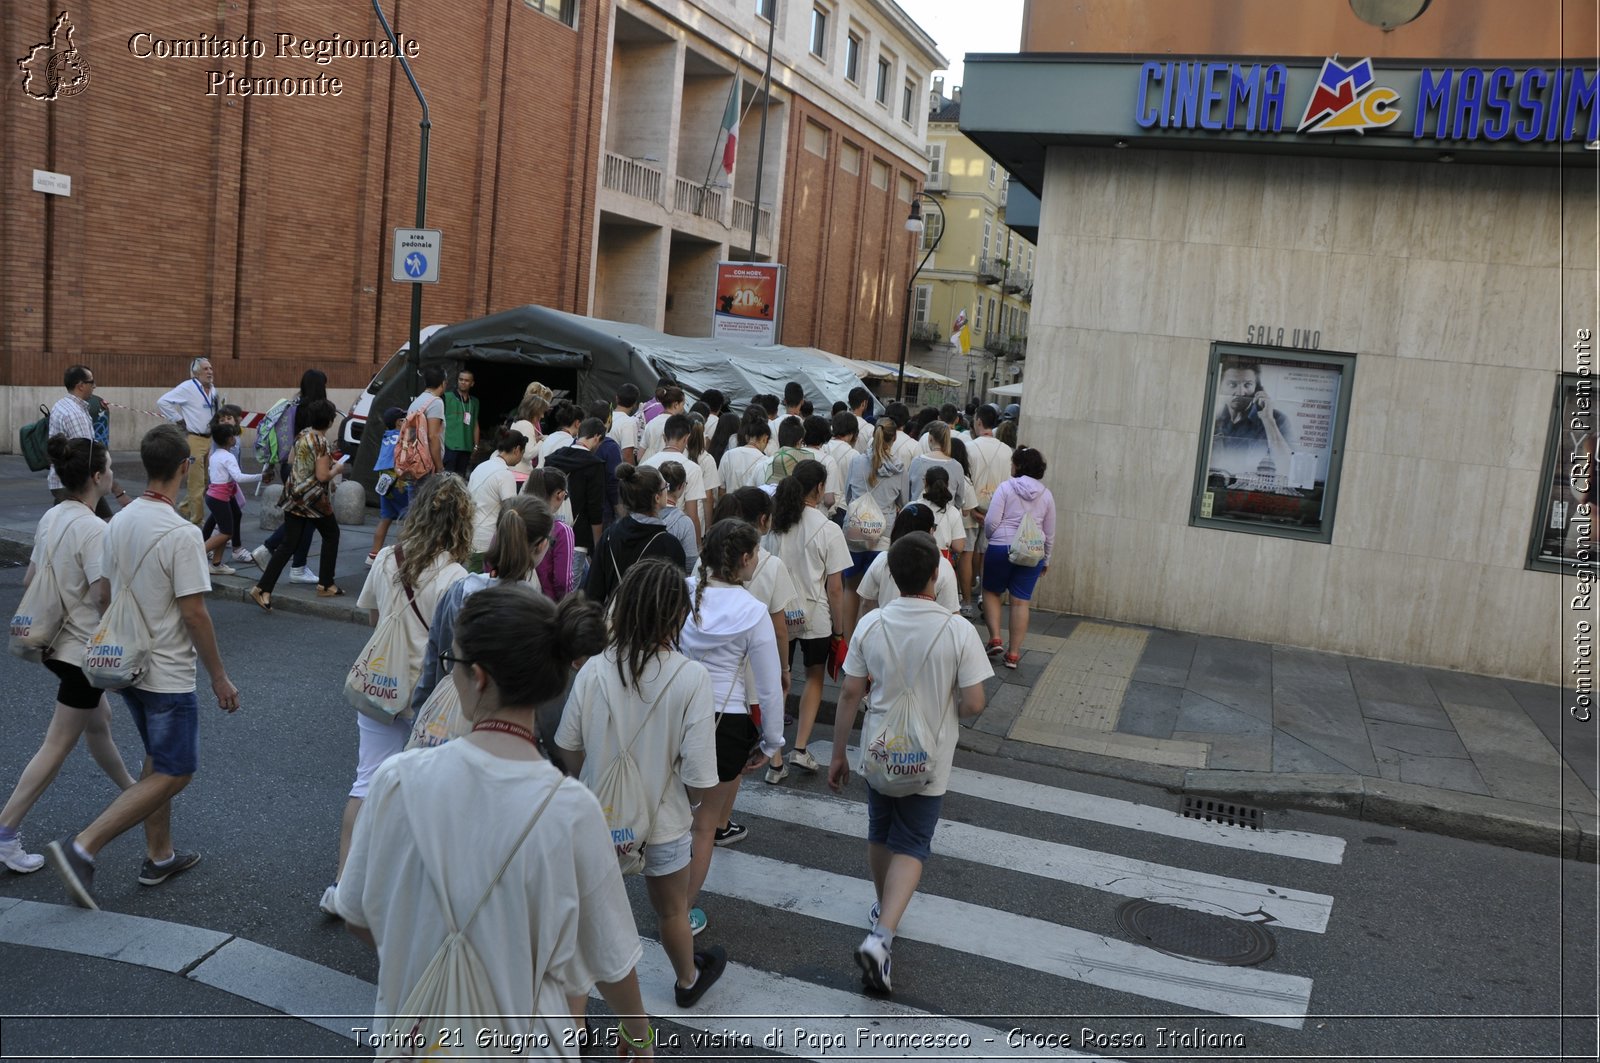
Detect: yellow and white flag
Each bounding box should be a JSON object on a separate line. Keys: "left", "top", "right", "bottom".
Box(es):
{"left": 950, "top": 308, "right": 970, "bottom": 355}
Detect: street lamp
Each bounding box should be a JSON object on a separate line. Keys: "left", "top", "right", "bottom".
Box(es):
{"left": 895, "top": 192, "right": 944, "bottom": 404}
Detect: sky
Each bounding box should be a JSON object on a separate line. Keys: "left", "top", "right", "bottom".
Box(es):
{"left": 897, "top": 0, "right": 1025, "bottom": 89}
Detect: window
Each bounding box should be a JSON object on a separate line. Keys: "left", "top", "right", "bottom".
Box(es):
{"left": 981, "top": 217, "right": 992, "bottom": 263}
{"left": 875, "top": 57, "right": 890, "bottom": 104}
{"left": 845, "top": 31, "right": 862, "bottom": 83}
{"left": 810, "top": 6, "right": 828, "bottom": 58}
{"left": 902, "top": 78, "right": 915, "bottom": 123}
{"left": 870, "top": 159, "right": 889, "bottom": 189}
{"left": 524, "top": 0, "right": 576, "bottom": 26}
{"left": 1021, "top": 311, "right": 1029, "bottom": 334}
{"left": 897, "top": 174, "right": 914, "bottom": 203}
{"left": 974, "top": 299, "right": 983, "bottom": 339}
{"left": 989, "top": 160, "right": 997, "bottom": 186}
{"left": 1190, "top": 342, "right": 1356, "bottom": 543}
{"left": 926, "top": 143, "right": 943, "bottom": 181}
{"left": 803, "top": 119, "right": 829, "bottom": 158}
{"left": 757, "top": 0, "right": 776, "bottom": 21}
{"left": 919, "top": 208, "right": 943, "bottom": 252}
{"left": 987, "top": 297, "right": 996, "bottom": 338}
{"left": 840, "top": 141, "right": 861, "bottom": 174}
{"left": 1530, "top": 372, "right": 1597, "bottom": 571}
{"left": 1026, "top": 248, "right": 1034, "bottom": 274}
{"left": 913, "top": 284, "right": 931, "bottom": 324}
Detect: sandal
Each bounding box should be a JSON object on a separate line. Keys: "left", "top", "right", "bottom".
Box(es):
{"left": 986, "top": 638, "right": 1004, "bottom": 658}
{"left": 317, "top": 585, "right": 345, "bottom": 598}
{"left": 248, "top": 586, "right": 272, "bottom": 613}
{"left": 1004, "top": 652, "right": 1021, "bottom": 670}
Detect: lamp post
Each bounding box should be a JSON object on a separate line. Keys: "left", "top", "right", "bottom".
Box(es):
{"left": 371, "top": 0, "right": 430, "bottom": 396}
{"left": 895, "top": 192, "right": 943, "bottom": 404}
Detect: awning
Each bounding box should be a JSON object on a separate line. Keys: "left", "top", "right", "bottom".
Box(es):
{"left": 988, "top": 382, "right": 1025, "bottom": 397}
{"left": 803, "top": 350, "right": 962, "bottom": 387}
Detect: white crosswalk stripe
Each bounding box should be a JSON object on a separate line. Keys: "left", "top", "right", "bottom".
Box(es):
{"left": 808, "top": 741, "right": 1346, "bottom": 864}
{"left": 733, "top": 786, "right": 1335, "bottom": 933}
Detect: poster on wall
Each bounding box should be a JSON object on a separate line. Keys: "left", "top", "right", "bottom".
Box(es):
{"left": 1193, "top": 344, "right": 1355, "bottom": 541}
{"left": 712, "top": 262, "right": 785, "bottom": 346}
{"left": 1530, "top": 374, "right": 1596, "bottom": 571}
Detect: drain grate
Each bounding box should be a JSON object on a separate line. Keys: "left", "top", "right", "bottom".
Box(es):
{"left": 1180, "top": 794, "right": 1264, "bottom": 830}
{"left": 1116, "top": 900, "right": 1277, "bottom": 966}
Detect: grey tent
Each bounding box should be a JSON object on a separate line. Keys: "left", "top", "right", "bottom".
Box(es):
{"left": 350, "top": 305, "right": 863, "bottom": 487}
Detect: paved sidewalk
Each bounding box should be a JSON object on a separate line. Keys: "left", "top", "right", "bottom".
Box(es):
{"left": 0, "top": 453, "right": 1593, "bottom": 859}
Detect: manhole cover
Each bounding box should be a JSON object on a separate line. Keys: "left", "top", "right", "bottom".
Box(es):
{"left": 1116, "top": 900, "right": 1276, "bottom": 966}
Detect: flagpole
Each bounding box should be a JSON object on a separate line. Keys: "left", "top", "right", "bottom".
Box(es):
{"left": 747, "top": 10, "right": 776, "bottom": 262}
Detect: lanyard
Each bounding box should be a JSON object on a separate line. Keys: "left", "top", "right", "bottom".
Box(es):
{"left": 192, "top": 379, "right": 213, "bottom": 410}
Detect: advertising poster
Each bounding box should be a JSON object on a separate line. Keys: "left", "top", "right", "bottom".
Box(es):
{"left": 1532, "top": 374, "right": 1596, "bottom": 569}
{"left": 712, "top": 262, "right": 785, "bottom": 346}
{"left": 1200, "top": 351, "right": 1347, "bottom": 532}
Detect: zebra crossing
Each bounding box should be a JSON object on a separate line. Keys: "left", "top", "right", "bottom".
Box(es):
{"left": 609, "top": 741, "right": 1349, "bottom": 1058}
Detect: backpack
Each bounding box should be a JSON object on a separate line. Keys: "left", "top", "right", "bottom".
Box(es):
{"left": 1008, "top": 510, "right": 1047, "bottom": 568}
{"left": 589, "top": 658, "right": 691, "bottom": 876}
{"left": 82, "top": 527, "right": 188, "bottom": 690}
{"left": 859, "top": 617, "right": 957, "bottom": 798}
{"left": 9, "top": 531, "right": 70, "bottom": 663}
{"left": 252, "top": 398, "right": 294, "bottom": 467}
{"left": 19, "top": 405, "right": 51, "bottom": 473}
{"left": 344, "top": 549, "right": 430, "bottom": 721}
{"left": 386, "top": 776, "right": 562, "bottom": 1059}
{"left": 765, "top": 446, "right": 807, "bottom": 484}
{"left": 843, "top": 492, "right": 887, "bottom": 549}
{"left": 406, "top": 673, "right": 467, "bottom": 750}
{"left": 394, "top": 407, "right": 436, "bottom": 480}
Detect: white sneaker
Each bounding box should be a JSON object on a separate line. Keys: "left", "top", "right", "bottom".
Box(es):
{"left": 251, "top": 546, "right": 272, "bottom": 569}
{"left": 289, "top": 567, "right": 318, "bottom": 584}
{"left": 855, "top": 932, "right": 892, "bottom": 994}
{"left": 232, "top": 547, "right": 256, "bottom": 565}
{"left": 0, "top": 836, "right": 45, "bottom": 874}
{"left": 319, "top": 884, "right": 342, "bottom": 919}
{"left": 764, "top": 762, "right": 789, "bottom": 785}
{"left": 209, "top": 563, "right": 237, "bottom": 577}
{"left": 790, "top": 748, "right": 820, "bottom": 772}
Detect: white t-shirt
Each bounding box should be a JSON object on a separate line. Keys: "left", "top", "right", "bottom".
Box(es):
{"left": 509, "top": 419, "right": 542, "bottom": 476}
{"left": 32, "top": 502, "right": 106, "bottom": 669}
{"left": 358, "top": 547, "right": 469, "bottom": 709}
{"left": 538, "top": 430, "right": 575, "bottom": 468}
{"left": 608, "top": 409, "right": 640, "bottom": 459}
{"left": 468, "top": 455, "right": 520, "bottom": 551}
{"left": 696, "top": 452, "right": 722, "bottom": 495}
{"left": 744, "top": 548, "right": 799, "bottom": 625}
{"left": 856, "top": 551, "right": 959, "bottom": 613}
{"left": 925, "top": 500, "right": 967, "bottom": 551}
{"left": 766, "top": 506, "right": 851, "bottom": 640}
{"left": 335, "top": 745, "right": 642, "bottom": 1057}
{"left": 206, "top": 447, "right": 261, "bottom": 497}
{"left": 908, "top": 453, "right": 973, "bottom": 512}
{"left": 639, "top": 413, "right": 681, "bottom": 463}
{"left": 704, "top": 413, "right": 721, "bottom": 443}
{"left": 853, "top": 414, "right": 874, "bottom": 454}
{"left": 968, "top": 435, "right": 1014, "bottom": 508}
{"left": 557, "top": 649, "right": 718, "bottom": 843}
{"left": 798, "top": 446, "right": 845, "bottom": 509}
{"left": 821, "top": 439, "right": 857, "bottom": 513}
{"left": 844, "top": 597, "right": 993, "bottom": 796}
{"left": 719, "top": 445, "right": 768, "bottom": 492}
{"left": 99, "top": 499, "right": 211, "bottom": 692}
{"left": 640, "top": 449, "right": 706, "bottom": 507}
{"left": 890, "top": 433, "right": 919, "bottom": 473}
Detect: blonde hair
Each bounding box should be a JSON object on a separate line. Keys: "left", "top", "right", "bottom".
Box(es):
{"left": 923, "top": 420, "right": 951, "bottom": 456}
{"left": 516, "top": 381, "right": 554, "bottom": 425}
{"left": 868, "top": 420, "right": 897, "bottom": 488}
{"left": 396, "top": 474, "right": 474, "bottom": 589}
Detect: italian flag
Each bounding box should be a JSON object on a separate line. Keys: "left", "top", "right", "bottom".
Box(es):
{"left": 720, "top": 89, "right": 739, "bottom": 175}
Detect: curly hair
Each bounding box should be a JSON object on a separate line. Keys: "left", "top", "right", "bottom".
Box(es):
{"left": 396, "top": 473, "right": 473, "bottom": 589}
{"left": 609, "top": 558, "right": 690, "bottom": 693}
{"left": 694, "top": 519, "right": 759, "bottom": 623}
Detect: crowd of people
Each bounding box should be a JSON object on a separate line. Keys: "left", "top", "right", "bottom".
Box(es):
{"left": 1, "top": 368, "right": 1054, "bottom": 1058}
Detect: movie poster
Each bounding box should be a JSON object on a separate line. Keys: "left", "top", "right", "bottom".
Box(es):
{"left": 712, "top": 262, "right": 785, "bottom": 346}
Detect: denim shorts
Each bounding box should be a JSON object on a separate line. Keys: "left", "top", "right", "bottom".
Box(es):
{"left": 121, "top": 687, "right": 200, "bottom": 777}
{"left": 981, "top": 543, "right": 1044, "bottom": 601}
{"left": 643, "top": 831, "right": 692, "bottom": 877}
{"left": 865, "top": 785, "right": 943, "bottom": 861}
{"left": 379, "top": 485, "right": 410, "bottom": 521}
{"left": 846, "top": 549, "right": 880, "bottom": 581}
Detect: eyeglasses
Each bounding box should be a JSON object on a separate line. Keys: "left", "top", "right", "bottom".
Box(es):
{"left": 438, "top": 650, "right": 473, "bottom": 674}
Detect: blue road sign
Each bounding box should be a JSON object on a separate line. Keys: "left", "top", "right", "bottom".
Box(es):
{"left": 404, "top": 252, "right": 428, "bottom": 278}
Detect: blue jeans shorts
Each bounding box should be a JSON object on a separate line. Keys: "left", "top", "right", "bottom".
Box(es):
{"left": 121, "top": 687, "right": 200, "bottom": 777}
{"left": 865, "top": 785, "right": 943, "bottom": 861}
{"left": 981, "top": 542, "right": 1044, "bottom": 601}
{"left": 379, "top": 483, "right": 410, "bottom": 521}
{"left": 846, "top": 549, "right": 880, "bottom": 581}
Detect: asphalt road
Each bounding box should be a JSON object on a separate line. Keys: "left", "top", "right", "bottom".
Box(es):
{"left": 0, "top": 565, "right": 1594, "bottom": 1061}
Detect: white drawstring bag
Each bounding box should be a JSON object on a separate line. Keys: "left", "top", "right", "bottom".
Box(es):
{"left": 589, "top": 659, "right": 689, "bottom": 876}
{"left": 843, "top": 492, "right": 887, "bottom": 548}
{"left": 385, "top": 778, "right": 561, "bottom": 1059}
{"left": 406, "top": 675, "right": 466, "bottom": 750}
{"left": 346, "top": 556, "right": 429, "bottom": 722}
{"left": 82, "top": 528, "right": 185, "bottom": 690}
{"left": 9, "top": 537, "right": 68, "bottom": 663}
{"left": 1008, "top": 511, "right": 1047, "bottom": 568}
{"left": 858, "top": 618, "right": 955, "bottom": 798}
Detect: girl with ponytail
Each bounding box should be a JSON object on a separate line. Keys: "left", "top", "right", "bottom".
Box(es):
{"left": 676, "top": 518, "right": 787, "bottom": 934}
{"left": 0, "top": 436, "right": 136, "bottom": 874}
{"left": 583, "top": 463, "right": 686, "bottom": 604}
{"left": 467, "top": 428, "right": 529, "bottom": 569}
{"left": 764, "top": 460, "right": 851, "bottom": 784}
{"left": 529, "top": 468, "right": 574, "bottom": 601}
{"left": 556, "top": 560, "right": 729, "bottom": 1007}
{"left": 333, "top": 584, "right": 651, "bottom": 1054}
{"left": 916, "top": 466, "right": 967, "bottom": 559}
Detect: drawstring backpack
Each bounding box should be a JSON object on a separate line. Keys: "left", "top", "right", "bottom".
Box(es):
{"left": 858, "top": 616, "right": 958, "bottom": 798}
{"left": 82, "top": 527, "right": 189, "bottom": 690}
{"left": 843, "top": 492, "right": 887, "bottom": 549}
{"left": 1008, "top": 510, "right": 1047, "bottom": 567}
{"left": 9, "top": 516, "right": 78, "bottom": 662}
{"left": 345, "top": 547, "right": 430, "bottom": 721}
{"left": 590, "top": 657, "right": 692, "bottom": 876}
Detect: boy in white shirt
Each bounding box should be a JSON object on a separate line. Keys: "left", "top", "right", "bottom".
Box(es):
{"left": 828, "top": 531, "right": 990, "bottom": 996}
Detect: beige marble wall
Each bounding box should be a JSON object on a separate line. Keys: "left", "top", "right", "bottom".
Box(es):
{"left": 1025, "top": 147, "right": 1597, "bottom": 683}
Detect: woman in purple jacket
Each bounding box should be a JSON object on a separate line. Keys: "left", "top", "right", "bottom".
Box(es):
{"left": 980, "top": 446, "right": 1055, "bottom": 669}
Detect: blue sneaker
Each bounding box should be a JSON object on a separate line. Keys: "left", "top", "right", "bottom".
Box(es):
{"left": 688, "top": 907, "right": 708, "bottom": 937}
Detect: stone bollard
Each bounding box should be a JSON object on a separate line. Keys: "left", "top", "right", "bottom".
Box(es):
{"left": 334, "top": 479, "right": 367, "bottom": 527}
{"left": 258, "top": 485, "right": 284, "bottom": 531}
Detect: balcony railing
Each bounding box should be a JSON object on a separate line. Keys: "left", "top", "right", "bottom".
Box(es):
{"left": 909, "top": 321, "right": 942, "bottom": 346}
{"left": 977, "top": 256, "right": 1004, "bottom": 284}
{"left": 603, "top": 152, "right": 663, "bottom": 203}
{"left": 732, "top": 197, "right": 772, "bottom": 239}
{"left": 1003, "top": 335, "right": 1027, "bottom": 357}
{"left": 1021, "top": 283, "right": 1032, "bottom": 304}
{"left": 674, "top": 177, "right": 723, "bottom": 222}
{"left": 1003, "top": 268, "right": 1030, "bottom": 294}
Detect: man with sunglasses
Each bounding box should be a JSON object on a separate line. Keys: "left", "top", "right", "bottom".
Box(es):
{"left": 47, "top": 365, "right": 129, "bottom": 519}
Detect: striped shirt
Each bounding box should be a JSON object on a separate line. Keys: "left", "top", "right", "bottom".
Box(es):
{"left": 45, "top": 394, "right": 95, "bottom": 492}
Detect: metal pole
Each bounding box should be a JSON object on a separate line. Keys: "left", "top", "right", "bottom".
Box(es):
{"left": 747, "top": 11, "right": 777, "bottom": 261}
{"left": 896, "top": 194, "right": 941, "bottom": 404}
{"left": 372, "top": 0, "right": 431, "bottom": 394}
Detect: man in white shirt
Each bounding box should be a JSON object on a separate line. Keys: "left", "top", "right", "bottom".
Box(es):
{"left": 48, "top": 364, "right": 130, "bottom": 518}
{"left": 608, "top": 383, "right": 642, "bottom": 464}
{"left": 156, "top": 357, "right": 219, "bottom": 524}
{"left": 883, "top": 402, "right": 919, "bottom": 471}
{"left": 849, "top": 387, "right": 875, "bottom": 455}
{"left": 537, "top": 402, "right": 582, "bottom": 467}
{"left": 639, "top": 386, "right": 686, "bottom": 463}
{"left": 45, "top": 424, "right": 240, "bottom": 910}
{"left": 966, "top": 404, "right": 1014, "bottom": 599}
{"left": 827, "top": 531, "right": 990, "bottom": 996}
{"left": 640, "top": 414, "right": 706, "bottom": 540}
{"left": 822, "top": 413, "right": 861, "bottom": 518}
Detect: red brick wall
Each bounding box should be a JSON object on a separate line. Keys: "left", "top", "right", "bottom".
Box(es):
{"left": 777, "top": 97, "right": 918, "bottom": 364}
{"left": 2, "top": 0, "right": 609, "bottom": 390}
